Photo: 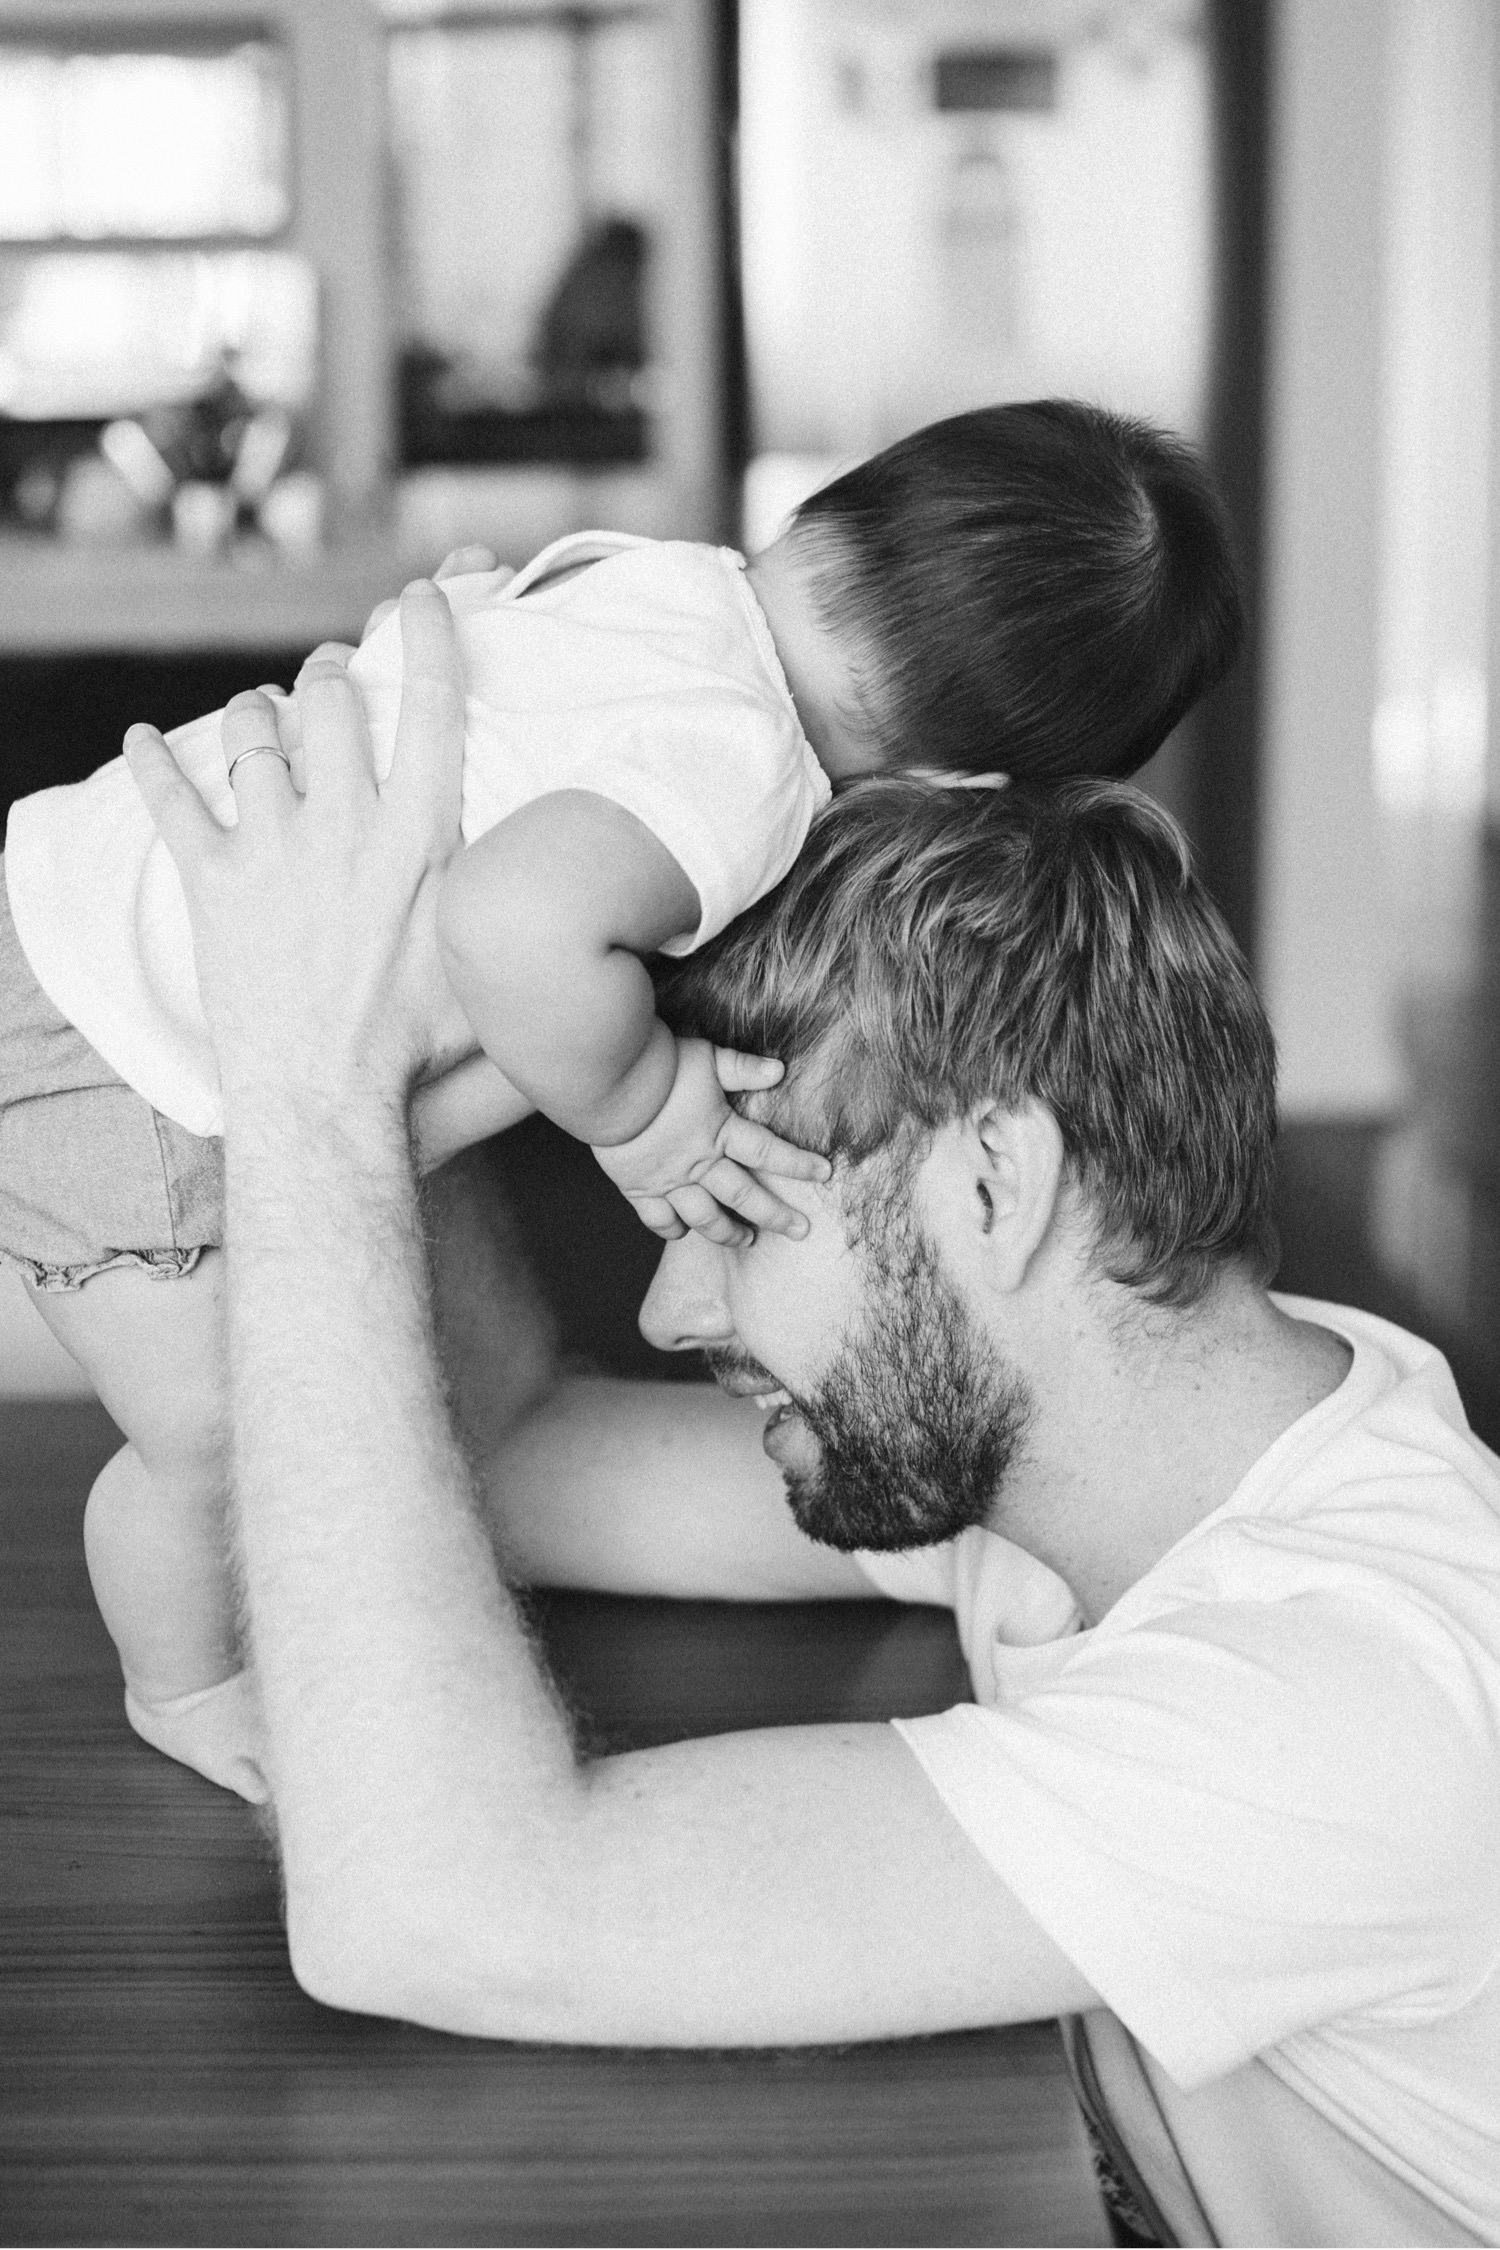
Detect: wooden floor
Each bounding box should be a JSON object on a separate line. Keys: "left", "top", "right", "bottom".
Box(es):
{"left": 0, "top": 1401, "right": 1107, "bottom": 2250}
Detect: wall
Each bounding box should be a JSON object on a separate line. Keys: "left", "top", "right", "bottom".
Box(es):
{"left": 739, "top": 0, "right": 1213, "bottom": 537}
{"left": 1257, "top": 0, "right": 1401, "bottom": 1116}
{"left": 1258, "top": 0, "right": 1498, "bottom": 1116}
{"left": 1372, "top": 0, "right": 1495, "bottom": 967}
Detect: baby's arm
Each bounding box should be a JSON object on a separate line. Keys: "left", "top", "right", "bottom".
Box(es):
{"left": 411, "top": 1051, "right": 533, "bottom": 1173}
{"left": 437, "top": 791, "right": 826, "bottom": 1240}
{"left": 439, "top": 789, "right": 694, "bottom": 1141}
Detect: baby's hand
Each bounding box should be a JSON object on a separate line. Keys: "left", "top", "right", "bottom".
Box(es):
{"left": 592, "top": 1039, "right": 830, "bottom": 1246}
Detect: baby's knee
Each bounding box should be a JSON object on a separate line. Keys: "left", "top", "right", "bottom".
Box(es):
{"left": 85, "top": 1446, "right": 148, "bottom": 1546}
{"left": 114, "top": 1385, "right": 225, "bottom": 1494}
{"left": 84, "top": 1440, "right": 223, "bottom": 1557}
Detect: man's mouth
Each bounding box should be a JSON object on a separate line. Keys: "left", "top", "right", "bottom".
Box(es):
{"left": 708, "top": 1358, "right": 799, "bottom": 1428}
{"left": 751, "top": 1386, "right": 795, "bottom": 1429}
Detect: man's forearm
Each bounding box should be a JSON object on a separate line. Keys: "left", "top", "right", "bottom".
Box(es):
{"left": 224, "top": 1095, "right": 576, "bottom": 2006}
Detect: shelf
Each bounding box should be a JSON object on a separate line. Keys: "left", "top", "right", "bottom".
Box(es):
{"left": 0, "top": 537, "right": 407, "bottom": 655}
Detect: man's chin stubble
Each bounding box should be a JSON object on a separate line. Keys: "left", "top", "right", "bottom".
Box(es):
{"left": 776, "top": 1240, "right": 1032, "bottom": 1554}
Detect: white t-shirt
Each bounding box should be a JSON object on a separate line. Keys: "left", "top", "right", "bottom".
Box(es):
{"left": 3, "top": 533, "right": 828, "bottom": 1137}
{"left": 857, "top": 1297, "right": 1500, "bottom": 2246}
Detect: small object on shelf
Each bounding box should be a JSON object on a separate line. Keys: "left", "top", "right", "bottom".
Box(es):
{"left": 230, "top": 409, "right": 295, "bottom": 509}
{"left": 99, "top": 420, "right": 176, "bottom": 513}
{"left": 55, "top": 454, "right": 148, "bottom": 546}
{"left": 257, "top": 471, "right": 325, "bottom": 559}
{"left": 171, "top": 481, "right": 235, "bottom": 556}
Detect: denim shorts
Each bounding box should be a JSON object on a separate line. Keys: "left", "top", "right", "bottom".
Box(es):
{"left": 0, "top": 858, "right": 224, "bottom": 1290}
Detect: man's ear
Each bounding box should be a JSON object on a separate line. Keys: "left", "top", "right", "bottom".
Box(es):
{"left": 968, "top": 1099, "right": 1067, "bottom": 1293}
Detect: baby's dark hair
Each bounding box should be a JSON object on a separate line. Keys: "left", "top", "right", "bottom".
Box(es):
{"left": 791, "top": 399, "right": 1243, "bottom": 781}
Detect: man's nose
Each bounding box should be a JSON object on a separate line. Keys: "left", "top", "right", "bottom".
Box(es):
{"left": 638, "top": 1234, "right": 735, "bottom": 1354}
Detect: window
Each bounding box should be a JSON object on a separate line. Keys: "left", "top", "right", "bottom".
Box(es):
{"left": 0, "top": 25, "right": 314, "bottom": 536}
{"left": 0, "top": 32, "right": 290, "bottom": 243}
{"left": 387, "top": 1, "right": 670, "bottom": 467}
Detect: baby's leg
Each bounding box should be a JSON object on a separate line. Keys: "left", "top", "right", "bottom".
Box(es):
{"left": 27, "top": 1251, "right": 265, "bottom": 1798}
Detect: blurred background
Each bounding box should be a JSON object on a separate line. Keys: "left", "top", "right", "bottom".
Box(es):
{"left": 0, "top": 0, "right": 1495, "bottom": 1442}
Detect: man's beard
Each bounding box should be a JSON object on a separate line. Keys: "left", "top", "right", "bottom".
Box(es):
{"left": 711, "top": 1206, "right": 1033, "bottom": 1553}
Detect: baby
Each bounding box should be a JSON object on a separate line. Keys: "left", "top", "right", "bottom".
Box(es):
{"left": 1, "top": 400, "right": 1241, "bottom": 1798}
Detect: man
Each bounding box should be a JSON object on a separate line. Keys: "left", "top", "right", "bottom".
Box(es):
{"left": 125, "top": 584, "right": 1499, "bottom": 2248}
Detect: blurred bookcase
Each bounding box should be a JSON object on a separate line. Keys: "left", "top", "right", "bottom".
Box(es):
{"left": 0, "top": 0, "right": 730, "bottom": 656}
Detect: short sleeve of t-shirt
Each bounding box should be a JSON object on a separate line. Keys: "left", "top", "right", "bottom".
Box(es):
{"left": 891, "top": 1587, "right": 1500, "bottom": 2091}
{"left": 384, "top": 537, "right": 834, "bottom": 956}
{"left": 557, "top": 689, "right": 828, "bottom": 954}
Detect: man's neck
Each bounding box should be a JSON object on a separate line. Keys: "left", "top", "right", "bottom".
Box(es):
{"left": 994, "top": 1278, "right": 1353, "bottom": 1627}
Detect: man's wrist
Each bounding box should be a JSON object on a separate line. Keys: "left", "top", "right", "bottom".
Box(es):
{"left": 222, "top": 1077, "right": 416, "bottom": 1209}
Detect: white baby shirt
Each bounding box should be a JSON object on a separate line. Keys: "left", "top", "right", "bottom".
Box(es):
{"left": 855, "top": 1297, "right": 1500, "bottom": 2245}
{"left": 4, "top": 532, "right": 829, "bottom": 1137}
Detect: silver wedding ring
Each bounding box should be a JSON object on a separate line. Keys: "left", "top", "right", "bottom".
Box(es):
{"left": 226, "top": 744, "right": 292, "bottom": 786}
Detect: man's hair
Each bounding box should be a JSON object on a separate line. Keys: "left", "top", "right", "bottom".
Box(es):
{"left": 791, "top": 400, "right": 1243, "bottom": 783}
{"left": 657, "top": 777, "right": 1278, "bottom": 1307}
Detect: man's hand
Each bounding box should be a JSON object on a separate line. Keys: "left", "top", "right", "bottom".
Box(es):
{"left": 123, "top": 580, "right": 472, "bottom": 1121}
{"left": 356, "top": 543, "right": 512, "bottom": 651}
{"left": 592, "top": 1038, "right": 830, "bottom": 1246}
{"left": 290, "top": 545, "right": 512, "bottom": 673}
{"left": 248, "top": 545, "right": 514, "bottom": 795}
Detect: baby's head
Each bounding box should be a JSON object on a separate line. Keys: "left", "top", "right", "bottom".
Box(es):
{"left": 746, "top": 399, "right": 1243, "bottom": 785}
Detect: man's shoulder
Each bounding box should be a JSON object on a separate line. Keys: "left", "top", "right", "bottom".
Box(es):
{"left": 1130, "top": 1295, "right": 1500, "bottom": 1691}
{"left": 1267, "top": 1291, "right": 1498, "bottom": 1494}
